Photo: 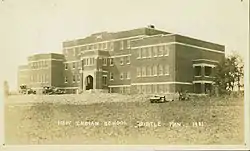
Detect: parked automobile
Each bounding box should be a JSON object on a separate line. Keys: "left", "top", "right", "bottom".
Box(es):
{"left": 42, "top": 86, "right": 65, "bottom": 95}
{"left": 19, "top": 85, "right": 36, "bottom": 95}
{"left": 149, "top": 95, "right": 174, "bottom": 103}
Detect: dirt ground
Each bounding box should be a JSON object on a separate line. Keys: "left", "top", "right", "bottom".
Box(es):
{"left": 4, "top": 94, "right": 245, "bottom": 145}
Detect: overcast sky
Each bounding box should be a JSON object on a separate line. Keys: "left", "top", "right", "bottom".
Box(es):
{"left": 0, "top": 0, "right": 248, "bottom": 90}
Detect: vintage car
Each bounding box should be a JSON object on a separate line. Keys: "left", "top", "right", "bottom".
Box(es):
{"left": 42, "top": 86, "right": 65, "bottom": 95}
{"left": 149, "top": 95, "right": 174, "bottom": 103}
{"left": 19, "top": 85, "right": 36, "bottom": 95}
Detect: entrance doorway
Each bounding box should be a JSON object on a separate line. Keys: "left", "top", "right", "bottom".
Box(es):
{"left": 85, "top": 75, "right": 93, "bottom": 90}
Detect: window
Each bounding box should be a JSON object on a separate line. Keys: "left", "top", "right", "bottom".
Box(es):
{"left": 165, "top": 85, "right": 170, "bottom": 93}
{"left": 75, "top": 47, "right": 80, "bottom": 56}
{"left": 110, "top": 87, "right": 114, "bottom": 93}
{"left": 153, "top": 46, "right": 158, "bottom": 57}
{"left": 83, "top": 59, "right": 86, "bottom": 66}
{"left": 39, "top": 74, "right": 42, "bottom": 83}
{"left": 165, "top": 65, "right": 170, "bottom": 75}
{"left": 124, "top": 72, "right": 127, "bottom": 79}
{"left": 153, "top": 85, "right": 158, "bottom": 94}
{"left": 65, "top": 76, "right": 68, "bottom": 83}
{"left": 63, "top": 49, "right": 67, "bottom": 55}
{"left": 103, "top": 58, "right": 107, "bottom": 66}
{"left": 127, "top": 40, "right": 131, "bottom": 48}
{"left": 126, "top": 87, "right": 131, "bottom": 94}
{"left": 137, "top": 67, "right": 141, "bottom": 77}
{"left": 30, "top": 75, "right": 33, "bottom": 82}
{"left": 127, "top": 72, "right": 130, "bottom": 79}
{"left": 158, "top": 46, "right": 164, "bottom": 56}
{"left": 205, "top": 83, "right": 212, "bottom": 94}
{"left": 120, "top": 41, "right": 124, "bottom": 50}
{"left": 65, "top": 63, "right": 68, "bottom": 70}
{"left": 147, "top": 85, "right": 152, "bottom": 93}
{"left": 142, "top": 67, "right": 146, "bottom": 77}
{"left": 110, "top": 73, "right": 114, "bottom": 80}
{"left": 158, "top": 64, "right": 163, "bottom": 75}
{"left": 145, "top": 47, "right": 149, "bottom": 58}
{"left": 120, "top": 57, "right": 124, "bottom": 65}
{"left": 147, "top": 66, "right": 152, "bottom": 76}
{"left": 81, "top": 46, "right": 86, "bottom": 51}
{"left": 105, "top": 43, "right": 108, "bottom": 49}
{"left": 110, "top": 42, "right": 114, "bottom": 50}
{"left": 138, "top": 48, "right": 142, "bottom": 58}
{"left": 142, "top": 85, "right": 146, "bottom": 94}
{"left": 41, "top": 74, "right": 43, "bottom": 83}
{"left": 205, "top": 66, "right": 212, "bottom": 76}
{"left": 120, "top": 87, "right": 124, "bottom": 94}
{"left": 94, "top": 44, "right": 98, "bottom": 50}
{"left": 40, "top": 61, "right": 43, "bottom": 68}
{"left": 44, "top": 74, "right": 47, "bottom": 83}
{"left": 120, "top": 73, "right": 124, "bottom": 80}
{"left": 78, "top": 61, "right": 82, "bottom": 69}
{"left": 44, "top": 61, "right": 48, "bottom": 67}
{"left": 126, "top": 56, "right": 130, "bottom": 64}
{"left": 86, "top": 58, "right": 89, "bottom": 65}
{"left": 164, "top": 45, "right": 170, "bottom": 56}
{"left": 194, "top": 66, "right": 201, "bottom": 76}
{"left": 159, "top": 85, "right": 164, "bottom": 93}
{"left": 98, "top": 43, "right": 102, "bottom": 50}
{"left": 89, "top": 45, "right": 93, "bottom": 50}
{"left": 100, "top": 43, "right": 104, "bottom": 50}
{"left": 73, "top": 48, "right": 76, "bottom": 56}
{"left": 45, "top": 74, "right": 49, "bottom": 82}
{"left": 73, "top": 75, "right": 76, "bottom": 83}
{"left": 90, "top": 58, "right": 93, "bottom": 65}
{"left": 103, "top": 76, "right": 107, "bottom": 85}
{"left": 72, "top": 62, "right": 76, "bottom": 69}
{"left": 153, "top": 65, "right": 158, "bottom": 76}
{"left": 137, "top": 85, "right": 142, "bottom": 93}
{"left": 142, "top": 48, "right": 146, "bottom": 58}
{"left": 110, "top": 58, "right": 114, "bottom": 66}
{"left": 148, "top": 47, "right": 152, "bottom": 58}
{"left": 77, "top": 75, "right": 80, "bottom": 82}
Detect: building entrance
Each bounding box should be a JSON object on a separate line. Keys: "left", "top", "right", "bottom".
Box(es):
{"left": 85, "top": 75, "right": 93, "bottom": 90}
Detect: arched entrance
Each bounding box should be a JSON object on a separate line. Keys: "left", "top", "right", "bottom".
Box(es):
{"left": 85, "top": 75, "right": 93, "bottom": 90}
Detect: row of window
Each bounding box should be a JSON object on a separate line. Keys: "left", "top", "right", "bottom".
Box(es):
{"left": 136, "top": 84, "right": 170, "bottom": 94}
{"left": 65, "top": 75, "right": 80, "bottom": 83}
{"left": 64, "top": 40, "right": 131, "bottom": 56}
{"left": 137, "top": 65, "right": 170, "bottom": 77}
{"left": 110, "top": 84, "right": 171, "bottom": 94}
{"left": 194, "top": 66, "right": 213, "bottom": 76}
{"left": 65, "top": 61, "right": 81, "bottom": 70}
{"left": 64, "top": 56, "right": 131, "bottom": 70}
{"left": 109, "top": 87, "right": 131, "bottom": 94}
{"left": 137, "top": 45, "right": 170, "bottom": 59}
{"left": 29, "top": 61, "right": 49, "bottom": 69}
{"left": 30, "top": 74, "right": 49, "bottom": 83}
{"left": 109, "top": 72, "right": 131, "bottom": 81}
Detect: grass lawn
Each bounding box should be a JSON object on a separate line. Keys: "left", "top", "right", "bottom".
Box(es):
{"left": 4, "top": 94, "right": 244, "bottom": 145}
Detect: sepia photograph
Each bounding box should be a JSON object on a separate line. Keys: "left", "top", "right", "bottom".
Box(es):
{"left": 0, "top": 0, "right": 249, "bottom": 150}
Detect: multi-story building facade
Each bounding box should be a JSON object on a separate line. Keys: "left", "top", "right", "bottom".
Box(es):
{"left": 18, "top": 26, "right": 225, "bottom": 94}
{"left": 18, "top": 53, "right": 65, "bottom": 94}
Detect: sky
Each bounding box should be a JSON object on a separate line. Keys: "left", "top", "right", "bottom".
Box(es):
{"left": 0, "top": 0, "right": 249, "bottom": 90}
